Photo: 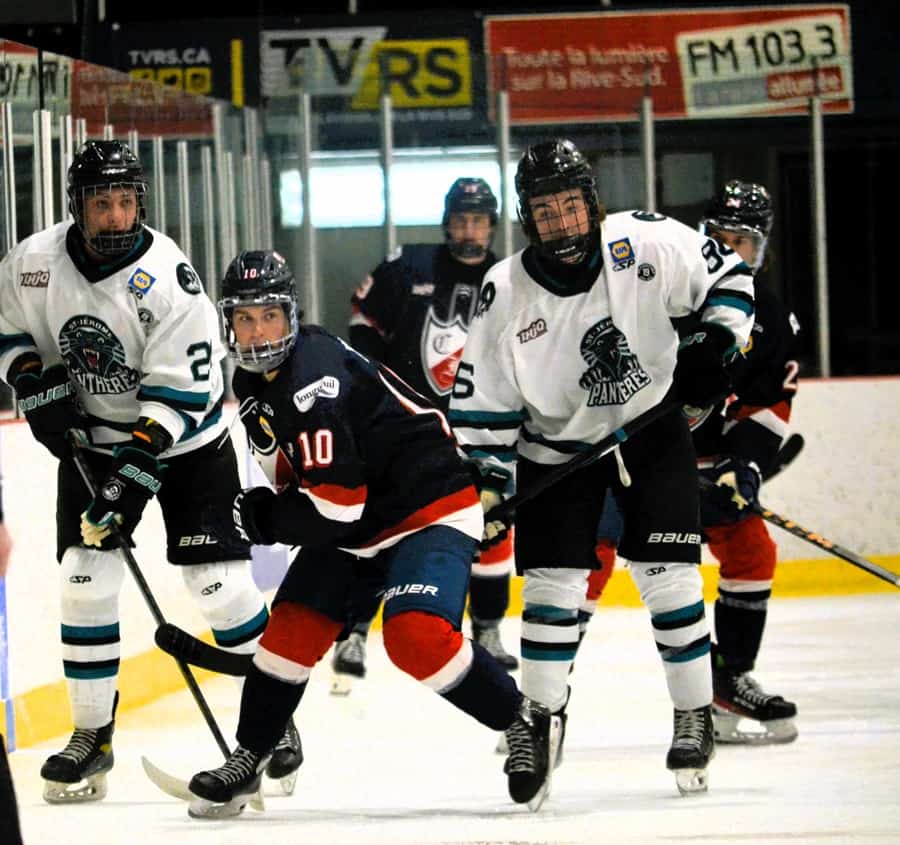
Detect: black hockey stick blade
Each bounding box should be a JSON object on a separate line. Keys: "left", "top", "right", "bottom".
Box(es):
{"left": 762, "top": 433, "right": 805, "bottom": 481}
{"left": 155, "top": 623, "right": 252, "bottom": 676}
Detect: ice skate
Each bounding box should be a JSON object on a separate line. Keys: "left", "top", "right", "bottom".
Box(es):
{"left": 666, "top": 705, "right": 715, "bottom": 796}
{"left": 188, "top": 746, "right": 270, "bottom": 819}
{"left": 41, "top": 719, "right": 116, "bottom": 804}
{"left": 503, "top": 697, "right": 561, "bottom": 812}
{"left": 497, "top": 687, "right": 567, "bottom": 767}
{"left": 265, "top": 717, "right": 303, "bottom": 795}
{"left": 330, "top": 631, "right": 367, "bottom": 696}
{"left": 472, "top": 620, "right": 519, "bottom": 671}
{"left": 713, "top": 669, "right": 798, "bottom": 744}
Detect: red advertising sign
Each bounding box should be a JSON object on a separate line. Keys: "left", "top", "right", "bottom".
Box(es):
{"left": 70, "top": 61, "right": 214, "bottom": 138}
{"left": 485, "top": 4, "right": 852, "bottom": 124}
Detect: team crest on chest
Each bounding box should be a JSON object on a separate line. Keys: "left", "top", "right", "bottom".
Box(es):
{"left": 578, "top": 317, "right": 651, "bottom": 406}
{"left": 420, "top": 306, "right": 468, "bottom": 396}
{"left": 59, "top": 315, "right": 140, "bottom": 395}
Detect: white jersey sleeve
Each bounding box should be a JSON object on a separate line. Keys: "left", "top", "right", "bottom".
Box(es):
{"left": 448, "top": 260, "right": 524, "bottom": 490}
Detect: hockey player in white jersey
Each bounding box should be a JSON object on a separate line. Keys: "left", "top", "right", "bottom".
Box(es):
{"left": 449, "top": 139, "right": 756, "bottom": 803}
{"left": 0, "top": 140, "right": 301, "bottom": 803}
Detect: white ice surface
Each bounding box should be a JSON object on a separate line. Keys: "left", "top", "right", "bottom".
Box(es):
{"left": 9, "top": 593, "right": 900, "bottom": 845}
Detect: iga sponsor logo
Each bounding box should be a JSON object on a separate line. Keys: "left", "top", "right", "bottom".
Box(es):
{"left": 517, "top": 318, "right": 547, "bottom": 344}
{"left": 20, "top": 269, "right": 50, "bottom": 287}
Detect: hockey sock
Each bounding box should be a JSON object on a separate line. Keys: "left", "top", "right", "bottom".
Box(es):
{"left": 440, "top": 641, "right": 521, "bottom": 731}
{"left": 714, "top": 594, "right": 768, "bottom": 673}
{"left": 520, "top": 603, "right": 579, "bottom": 711}
{"left": 630, "top": 561, "right": 712, "bottom": 710}
{"left": 236, "top": 663, "right": 307, "bottom": 754}
{"left": 468, "top": 571, "right": 511, "bottom": 624}
{"left": 59, "top": 547, "right": 125, "bottom": 729}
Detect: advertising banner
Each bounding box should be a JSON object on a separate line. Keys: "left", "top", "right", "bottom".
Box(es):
{"left": 484, "top": 4, "right": 853, "bottom": 124}
{"left": 260, "top": 15, "right": 488, "bottom": 148}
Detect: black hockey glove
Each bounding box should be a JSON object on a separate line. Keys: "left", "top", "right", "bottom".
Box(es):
{"left": 202, "top": 486, "right": 276, "bottom": 553}
{"left": 700, "top": 456, "right": 762, "bottom": 526}
{"left": 673, "top": 322, "right": 735, "bottom": 407}
{"left": 14, "top": 362, "right": 91, "bottom": 460}
{"left": 472, "top": 466, "right": 513, "bottom": 550}
{"left": 81, "top": 419, "right": 172, "bottom": 547}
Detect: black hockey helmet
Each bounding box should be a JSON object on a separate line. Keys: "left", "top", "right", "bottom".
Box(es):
{"left": 515, "top": 139, "right": 605, "bottom": 265}
{"left": 67, "top": 139, "right": 148, "bottom": 257}
{"left": 442, "top": 177, "right": 498, "bottom": 261}
{"left": 700, "top": 179, "right": 774, "bottom": 270}
{"left": 218, "top": 250, "right": 301, "bottom": 373}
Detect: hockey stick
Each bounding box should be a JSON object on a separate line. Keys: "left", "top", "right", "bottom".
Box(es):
{"left": 155, "top": 622, "right": 251, "bottom": 676}
{"left": 68, "top": 440, "right": 264, "bottom": 809}
{"left": 698, "top": 477, "right": 900, "bottom": 587}
{"left": 762, "top": 433, "right": 805, "bottom": 482}
{"left": 484, "top": 397, "right": 681, "bottom": 523}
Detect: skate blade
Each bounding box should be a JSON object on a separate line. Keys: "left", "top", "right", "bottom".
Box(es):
{"left": 674, "top": 766, "right": 709, "bottom": 796}
{"left": 713, "top": 710, "right": 798, "bottom": 745}
{"left": 43, "top": 773, "right": 108, "bottom": 804}
{"left": 188, "top": 794, "right": 251, "bottom": 819}
{"left": 526, "top": 715, "right": 563, "bottom": 813}
{"left": 267, "top": 770, "right": 298, "bottom": 796}
{"left": 142, "top": 756, "right": 265, "bottom": 812}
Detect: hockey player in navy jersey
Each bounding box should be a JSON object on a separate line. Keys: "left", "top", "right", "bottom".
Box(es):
{"left": 0, "top": 140, "right": 300, "bottom": 803}
{"left": 340, "top": 177, "right": 518, "bottom": 689}
{"left": 449, "top": 139, "right": 756, "bottom": 803}
{"left": 187, "top": 250, "right": 544, "bottom": 818}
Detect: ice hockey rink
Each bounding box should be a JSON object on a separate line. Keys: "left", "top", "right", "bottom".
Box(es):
{"left": 7, "top": 592, "right": 899, "bottom": 845}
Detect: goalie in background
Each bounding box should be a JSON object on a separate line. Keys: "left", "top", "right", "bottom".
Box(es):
{"left": 584, "top": 180, "right": 802, "bottom": 745}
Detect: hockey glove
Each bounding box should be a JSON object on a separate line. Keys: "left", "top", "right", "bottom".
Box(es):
{"left": 14, "top": 362, "right": 91, "bottom": 460}
{"left": 473, "top": 466, "right": 513, "bottom": 550}
{"left": 700, "top": 456, "right": 762, "bottom": 526}
{"left": 81, "top": 419, "right": 172, "bottom": 547}
{"left": 202, "top": 486, "right": 275, "bottom": 553}
{"left": 673, "top": 322, "right": 735, "bottom": 408}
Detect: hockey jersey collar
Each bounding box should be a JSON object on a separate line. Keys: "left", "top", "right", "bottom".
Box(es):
{"left": 65, "top": 224, "right": 155, "bottom": 283}
{"left": 522, "top": 244, "right": 603, "bottom": 297}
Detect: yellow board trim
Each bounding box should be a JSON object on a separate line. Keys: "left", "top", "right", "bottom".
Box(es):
{"left": 231, "top": 39, "right": 245, "bottom": 108}
{"left": 3, "top": 555, "right": 896, "bottom": 749}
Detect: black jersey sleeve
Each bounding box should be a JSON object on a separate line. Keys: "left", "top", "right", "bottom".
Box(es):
{"left": 721, "top": 287, "right": 800, "bottom": 473}
{"left": 348, "top": 254, "right": 410, "bottom": 342}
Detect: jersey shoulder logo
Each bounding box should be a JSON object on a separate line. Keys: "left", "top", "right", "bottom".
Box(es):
{"left": 293, "top": 376, "right": 340, "bottom": 412}
{"left": 631, "top": 210, "right": 667, "bottom": 222}
{"left": 128, "top": 267, "right": 157, "bottom": 298}
{"left": 177, "top": 262, "right": 202, "bottom": 295}
{"left": 608, "top": 238, "right": 635, "bottom": 272}
{"left": 579, "top": 317, "right": 651, "bottom": 407}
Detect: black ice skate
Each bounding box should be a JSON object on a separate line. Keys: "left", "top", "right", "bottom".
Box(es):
{"left": 41, "top": 697, "right": 117, "bottom": 804}
{"left": 472, "top": 619, "right": 519, "bottom": 671}
{"left": 330, "top": 631, "right": 367, "bottom": 696}
{"left": 188, "top": 746, "right": 270, "bottom": 819}
{"left": 503, "top": 697, "right": 561, "bottom": 812}
{"left": 713, "top": 669, "right": 798, "bottom": 745}
{"left": 666, "top": 705, "right": 715, "bottom": 796}
{"left": 265, "top": 717, "right": 303, "bottom": 795}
